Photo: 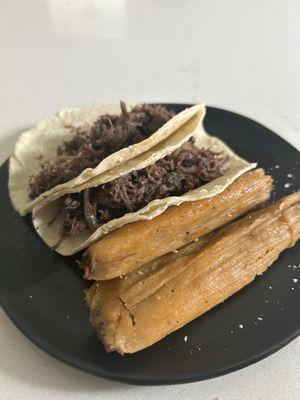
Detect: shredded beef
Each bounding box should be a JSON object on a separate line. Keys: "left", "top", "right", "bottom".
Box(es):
{"left": 28, "top": 103, "right": 174, "bottom": 199}
{"left": 61, "top": 141, "right": 224, "bottom": 237}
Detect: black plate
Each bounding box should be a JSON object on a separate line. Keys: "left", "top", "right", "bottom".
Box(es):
{"left": 0, "top": 105, "right": 299, "bottom": 385}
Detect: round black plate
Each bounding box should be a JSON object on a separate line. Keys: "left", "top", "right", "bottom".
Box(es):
{"left": 0, "top": 105, "right": 299, "bottom": 385}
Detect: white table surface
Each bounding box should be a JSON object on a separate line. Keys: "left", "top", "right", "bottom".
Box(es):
{"left": 0, "top": 0, "right": 299, "bottom": 399}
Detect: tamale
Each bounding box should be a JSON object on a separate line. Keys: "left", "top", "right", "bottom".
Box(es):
{"left": 82, "top": 169, "right": 272, "bottom": 280}
{"left": 87, "top": 192, "right": 300, "bottom": 354}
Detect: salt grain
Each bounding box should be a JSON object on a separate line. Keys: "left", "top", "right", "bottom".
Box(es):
{"left": 239, "top": 324, "right": 244, "bottom": 329}
{"left": 269, "top": 286, "right": 272, "bottom": 289}
{"left": 284, "top": 183, "right": 291, "bottom": 188}
{"left": 287, "top": 173, "right": 294, "bottom": 178}
{"left": 275, "top": 165, "right": 280, "bottom": 169}
{"left": 293, "top": 278, "right": 298, "bottom": 283}
{"left": 184, "top": 335, "right": 188, "bottom": 342}
{"left": 257, "top": 316, "right": 263, "bottom": 321}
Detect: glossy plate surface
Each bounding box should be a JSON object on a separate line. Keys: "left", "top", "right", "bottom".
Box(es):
{"left": 0, "top": 105, "right": 299, "bottom": 385}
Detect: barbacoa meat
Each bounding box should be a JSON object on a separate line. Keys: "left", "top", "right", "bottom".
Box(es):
{"left": 28, "top": 103, "right": 174, "bottom": 199}
{"left": 61, "top": 141, "right": 224, "bottom": 237}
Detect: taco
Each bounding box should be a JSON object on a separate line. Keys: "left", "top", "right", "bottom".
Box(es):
{"left": 9, "top": 102, "right": 200, "bottom": 215}
{"left": 31, "top": 105, "right": 256, "bottom": 256}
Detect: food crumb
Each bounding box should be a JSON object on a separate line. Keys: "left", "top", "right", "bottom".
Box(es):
{"left": 257, "top": 316, "right": 263, "bottom": 321}
{"left": 184, "top": 335, "right": 188, "bottom": 342}
{"left": 138, "top": 270, "right": 144, "bottom": 275}
{"left": 198, "top": 346, "right": 202, "bottom": 351}
{"left": 269, "top": 286, "right": 272, "bottom": 289}
{"left": 293, "top": 278, "right": 298, "bottom": 283}
{"left": 284, "top": 183, "right": 292, "bottom": 188}
{"left": 238, "top": 324, "right": 244, "bottom": 329}
{"left": 157, "top": 295, "right": 162, "bottom": 300}
{"left": 287, "top": 173, "right": 294, "bottom": 178}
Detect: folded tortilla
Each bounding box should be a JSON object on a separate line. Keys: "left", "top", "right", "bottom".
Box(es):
{"left": 9, "top": 103, "right": 202, "bottom": 215}
{"left": 32, "top": 107, "right": 256, "bottom": 256}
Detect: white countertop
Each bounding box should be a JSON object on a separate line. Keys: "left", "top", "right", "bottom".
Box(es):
{"left": 0, "top": 0, "right": 299, "bottom": 399}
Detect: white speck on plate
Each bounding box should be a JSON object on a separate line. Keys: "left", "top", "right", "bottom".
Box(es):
{"left": 284, "top": 183, "right": 291, "bottom": 188}
{"left": 184, "top": 335, "right": 188, "bottom": 342}
{"left": 66, "top": 315, "right": 70, "bottom": 319}
{"left": 238, "top": 324, "right": 244, "bottom": 329}
{"left": 293, "top": 278, "right": 298, "bottom": 283}
{"left": 287, "top": 173, "right": 294, "bottom": 178}
{"left": 230, "top": 330, "right": 234, "bottom": 334}
{"left": 291, "top": 287, "right": 295, "bottom": 291}
{"left": 269, "top": 286, "right": 273, "bottom": 289}
{"left": 29, "top": 295, "right": 33, "bottom": 299}
{"left": 257, "top": 316, "right": 263, "bottom": 321}
{"left": 275, "top": 165, "right": 280, "bottom": 169}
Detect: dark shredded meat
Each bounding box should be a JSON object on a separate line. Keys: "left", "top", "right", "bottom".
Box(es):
{"left": 61, "top": 141, "right": 225, "bottom": 237}
{"left": 28, "top": 103, "right": 174, "bottom": 199}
